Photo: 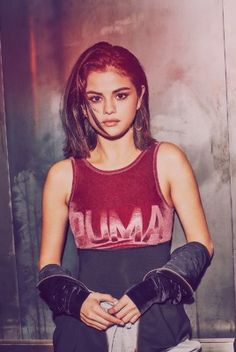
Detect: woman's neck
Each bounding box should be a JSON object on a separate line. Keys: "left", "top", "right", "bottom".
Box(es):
{"left": 87, "top": 129, "right": 141, "bottom": 170}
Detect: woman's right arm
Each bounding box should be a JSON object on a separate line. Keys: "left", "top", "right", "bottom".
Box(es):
{"left": 38, "top": 160, "right": 124, "bottom": 330}
{"left": 38, "top": 160, "right": 72, "bottom": 269}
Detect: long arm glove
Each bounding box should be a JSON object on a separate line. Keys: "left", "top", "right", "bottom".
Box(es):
{"left": 37, "top": 264, "right": 91, "bottom": 319}
{"left": 125, "top": 241, "right": 211, "bottom": 314}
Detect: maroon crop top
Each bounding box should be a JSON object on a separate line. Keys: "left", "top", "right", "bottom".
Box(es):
{"left": 68, "top": 142, "right": 174, "bottom": 250}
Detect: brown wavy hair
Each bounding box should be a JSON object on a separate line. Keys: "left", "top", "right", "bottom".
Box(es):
{"left": 62, "top": 42, "right": 155, "bottom": 158}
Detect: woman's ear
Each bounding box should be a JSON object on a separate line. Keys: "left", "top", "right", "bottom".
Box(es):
{"left": 137, "top": 85, "right": 146, "bottom": 110}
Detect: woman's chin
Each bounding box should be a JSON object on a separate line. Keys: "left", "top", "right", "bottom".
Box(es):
{"left": 97, "top": 127, "right": 132, "bottom": 141}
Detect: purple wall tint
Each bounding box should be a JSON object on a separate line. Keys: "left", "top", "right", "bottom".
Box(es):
{"left": 0, "top": 0, "right": 235, "bottom": 340}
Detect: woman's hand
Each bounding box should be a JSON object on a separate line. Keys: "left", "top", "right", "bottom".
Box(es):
{"left": 108, "top": 294, "right": 141, "bottom": 324}
{"left": 80, "top": 292, "right": 125, "bottom": 331}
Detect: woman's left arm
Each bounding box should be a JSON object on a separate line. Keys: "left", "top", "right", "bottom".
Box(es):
{"left": 160, "top": 142, "right": 213, "bottom": 256}
{"left": 109, "top": 143, "right": 213, "bottom": 324}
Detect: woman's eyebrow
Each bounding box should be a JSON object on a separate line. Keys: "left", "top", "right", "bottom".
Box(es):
{"left": 113, "top": 87, "right": 131, "bottom": 93}
{"left": 86, "top": 87, "right": 131, "bottom": 95}
{"left": 86, "top": 90, "right": 103, "bottom": 95}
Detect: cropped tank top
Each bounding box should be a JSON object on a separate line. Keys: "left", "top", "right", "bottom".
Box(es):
{"left": 68, "top": 142, "right": 174, "bottom": 250}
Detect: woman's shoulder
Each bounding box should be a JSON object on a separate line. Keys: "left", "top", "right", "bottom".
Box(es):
{"left": 47, "top": 158, "right": 72, "bottom": 178}
{"left": 156, "top": 141, "right": 191, "bottom": 180}
{"left": 157, "top": 141, "right": 188, "bottom": 164}
{"left": 45, "top": 159, "right": 73, "bottom": 193}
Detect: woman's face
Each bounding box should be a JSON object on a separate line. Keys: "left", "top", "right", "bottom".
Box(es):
{"left": 85, "top": 68, "right": 145, "bottom": 139}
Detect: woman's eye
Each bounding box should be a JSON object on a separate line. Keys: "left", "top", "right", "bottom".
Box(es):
{"left": 116, "top": 93, "right": 128, "bottom": 100}
{"left": 88, "top": 95, "right": 102, "bottom": 103}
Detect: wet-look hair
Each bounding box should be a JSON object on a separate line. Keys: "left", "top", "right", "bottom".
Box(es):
{"left": 62, "top": 41, "right": 155, "bottom": 158}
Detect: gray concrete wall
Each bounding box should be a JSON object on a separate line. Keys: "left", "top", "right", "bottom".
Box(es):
{"left": 0, "top": 0, "right": 235, "bottom": 340}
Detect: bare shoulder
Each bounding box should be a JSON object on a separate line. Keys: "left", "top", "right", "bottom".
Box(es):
{"left": 158, "top": 142, "right": 188, "bottom": 163}
{"left": 44, "top": 159, "right": 73, "bottom": 202}
{"left": 47, "top": 158, "right": 73, "bottom": 179}
{"left": 157, "top": 142, "right": 193, "bottom": 181}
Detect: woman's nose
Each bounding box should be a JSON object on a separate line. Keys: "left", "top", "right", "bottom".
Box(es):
{"left": 103, "top": 98, "right": 116, "bottom": 115}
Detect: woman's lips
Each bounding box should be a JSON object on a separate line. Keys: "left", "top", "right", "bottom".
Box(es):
{"left": 102, "top": 119, "right": 120, "bottom": 127}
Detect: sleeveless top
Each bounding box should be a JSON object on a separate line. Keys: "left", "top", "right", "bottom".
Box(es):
{"left": 68, "top": 142, "right": 174, "bottom": 250}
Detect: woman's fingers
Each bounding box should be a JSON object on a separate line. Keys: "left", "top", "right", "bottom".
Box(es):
{"left": 108, "top": 295, "right": 137, "bottom": 314}
{"left": 80, "top": 312, "right": 111, "bottom": 330}
{"left": 111, "top": 304, "right": 135, "bottom": 319}
{"left": 130, "top": 314, "right": 140, "bottom": 324}
{"left": 80, "top": 292, "right": 140, "bottom": 330}
{"left": 80, "top": 292, "right": 124, "bottom": 330}
{"left": 80, "top": 315, "right": 108, "bottom": 330}
{"left": 108, "top": 294, "right": 141, "bottom": 323}
{"left": 108, "top": 296, "right": 127, "bottom": 315}
{"left": 93, "top": 292, "right": 118, "bottom": 304}
{"left": 81, "top": 307, "right": 112, "bottom": 327}
{"left": 97, "top": 305, "right": 125, "bottom": 326}
{"left": 121, "top": 309, "right": 141, "bottom": 323}
{"left": 92, "top": 292, "right": 124, "bottom": 325}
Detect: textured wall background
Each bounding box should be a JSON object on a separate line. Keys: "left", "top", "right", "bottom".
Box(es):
{"left": 0, "top": 0, "right": 235, "bottom": 340}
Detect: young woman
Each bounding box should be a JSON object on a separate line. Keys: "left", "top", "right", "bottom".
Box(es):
{"left": 38, "top": 42, "right": 214, "bottom": 352}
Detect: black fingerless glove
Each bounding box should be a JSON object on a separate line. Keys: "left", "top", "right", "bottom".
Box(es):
{"left": 37, "top": 264, "right": 91, "bottom": 319}
{"left": 125, "top": 242, "right": 211, "bottom": 314}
